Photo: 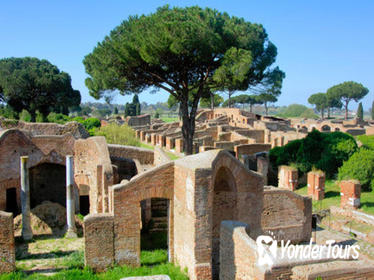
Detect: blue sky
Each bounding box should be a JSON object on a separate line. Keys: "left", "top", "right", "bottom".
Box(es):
{"left": 1, "top": 0, "right": 373, "bottom": 110}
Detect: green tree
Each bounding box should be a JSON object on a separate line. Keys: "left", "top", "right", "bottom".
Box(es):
{"left": 278, "top": 104, "right": 318, "bottom": 119}
{"left": 133, "top": 94, "right": 141, "bottom": 115}
{"left": 200, "top": 93, "right": 223, "bottom": 109}
{"left": 0, "top": 57, "right": 81, "bottom": 120}
{"left": 326, "top": 94, "right": 342, "bottom": 118}
{"left": 83, "top": 6, "right": 283, "bottom": 154}
{"left": 35, "top": 110, "right": 45, "bottom": 122}
{"left": 258, "top": 93, "right": 277, "bottom": 115}
{"left": 357, "top": 102, "right": 363, "bottom": 121}
{"left": 327, "top": 81, "right": 369, "bottom": 120}
{"left": 222, "top": 94, "right": 262, "bottom": 111}
{"left": 308, "top": 93, "right": 327, "bottom": 119}
{"left": 372, "top": 101, "right": 374, "bottom": 120}
{"left": 338, "top": 148, "right": 374, "bottom": 191}
{"left": 19, "top": 109, "right": 32, "bottom": 122}
{"left": 114, "top": 107, "right": 119, "bottom": 114}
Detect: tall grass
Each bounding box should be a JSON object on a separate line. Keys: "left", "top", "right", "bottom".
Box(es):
{"left": 94, "top": 123, "right": 140, "bottom": 147}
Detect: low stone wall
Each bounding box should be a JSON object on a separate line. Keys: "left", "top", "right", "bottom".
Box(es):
{"left": 262, "top": 187, "right": 312, "bottom": 243}
{"left": 0, "top": 211, "right": 15, "bottom": 273}
{"left": 108, "top": 144, "right": 154, "bottom": 165}
{"left": 84, "top": 213, "right": 114, "bottom": 272}
{"left": 220, "top": 220, "right": 264, "bottom": 280}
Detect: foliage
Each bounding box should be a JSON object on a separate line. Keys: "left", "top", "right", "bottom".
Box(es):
{"left": 0, "top": 105, "right": 17, "bottom": 119}
{"left": 372, "top": 101, "right": 374, "bottom": 120}
{"left": 83, "top": 5, "right": 283, "bottom": 154}
{"left": 277, "top": 104, "right": 318, "bottom": 119}
{"left": 357, "top": 135, "right": 374, "bottom": 150}
{"left": 338, "top": 148, "right": 374, "bottom": 191}
{"left": 125, "top": 95, "right": 141, "bottom": 117}
{"left": 82, "top": 117, "right": 101, "bottom": 130}
{"left": 357, "top": 102, "right": 363, "bottom": 120}
{"left": 0, "top": 57, "right": 81, "bottom": 119}
{"left": 257, "top": 92, "right": 278, "bottom": 115}
{"left": 114, "top": 107, "right": 118, "bottom": 114}
{"left": 19, "top": 109, "right": 32, "bottom": 122}
{"left": 222, "top": 94, "right": 262, "bottom": 109}
{"left": 35, "top": 110, "right": 45, "bottom": 122}
{"left": 94, "top": 123, "right": 140, "bottom": 147}
{"left": 46, "top": 112, "right": 71, "bottom": 124}
{"left": 327, "top": 81, "right": 369, "bottom": 119}
{"left": 200, "top": 93, "right": 223, "bottom": 108}
{"left": 269, "top": 130, "right": 357, "bottom": 178}
{"left": 308, "top": 93, "right": 327, "bottom": 119}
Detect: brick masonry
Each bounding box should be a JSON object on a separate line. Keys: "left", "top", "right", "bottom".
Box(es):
{"left": 278, "top": 165, "right": 298, "bottom": 191}
{"left": 340, "top": 180, "right": 361, "bottom": 209}
{"left": 0, "top": 211, "right": 15, "bottom": 273}
{"left": 307, "top": 171, "right": 325, "bottom": 200}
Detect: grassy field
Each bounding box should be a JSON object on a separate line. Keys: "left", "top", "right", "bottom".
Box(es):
{"left": 2, "top": 236, "right": 188, "bottom": 280}
{"left": 160, "top": 116, "right": 179, "bottom": 123}
{"left": 295, "top": 179, "right": 374, "bottom": 215}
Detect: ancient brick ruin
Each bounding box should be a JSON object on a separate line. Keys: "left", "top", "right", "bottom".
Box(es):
{"left": 0, "top": 116, "right": 374, "bottom": 279}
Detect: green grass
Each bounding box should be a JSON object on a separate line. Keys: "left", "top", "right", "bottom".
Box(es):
{"left": 140, "top": 143, "right": 155, "bottom": 150}
{"left": 2, "top": 250, "right": 188, "bottom": 280}
{"left": 160, "top": 117, "right": 179, "bottom": 123}
{"left": 295, "top": 179, "right": 374, "bottom": 215}
{"left": 165, "top": 151, "right": 180, "bottom": 160}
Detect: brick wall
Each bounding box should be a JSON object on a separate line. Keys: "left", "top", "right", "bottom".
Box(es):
{"left": 74, "top": 137, "right": 114, "bottom": 214}
{"left": 108, "top": 144, "right": 154, "bottom": 165}
{"left": 0, "top": 211, "right": 15, "bottom": 273}
{"left": 262, "top": 187, "right": 312, "bottom": 243}
{"left": 340, "top": 180, "right": 361, "bottom": 209}
{"left": 307, "top": 171, "right": 325, "bottom": 200}
{"left": 84, "top": 213, "right": 114, "bottom": 272}
{"left": 278, "top": 165, "right": 298, "bottom": 191}
{"left": 234, "top": 144, "right": 271, "bottom": 159}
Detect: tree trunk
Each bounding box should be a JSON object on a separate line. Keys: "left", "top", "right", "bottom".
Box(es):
{"left": 180, "top": 94, "right": 197, "bottom": 155}
{"left": 210, "top": 92, "right": 214, "bottom": 110}
{"left": 345, "top": 101, "right": 349, "bottom": 120}
{"left": 327, "top": 107, "right": 331, "bottom": 118}
{"left": 228, "top": 91, "right": 233, "bottom": 108}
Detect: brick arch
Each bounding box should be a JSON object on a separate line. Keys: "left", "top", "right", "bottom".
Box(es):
{"left": 112, "top": 161, "right": 175, "bottom": 267}
{"left": 210, "top": 151, "right": 264, "bottom": 279}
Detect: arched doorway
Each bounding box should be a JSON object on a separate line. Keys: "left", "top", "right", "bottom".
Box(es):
{"left": 29, "top": 163, "right": 66, "bottom": 208}
{"left": 212, "top": 166, "right": 237, "bottom": 280}
{"left": 322, "top": 125, "right": 331, "bottom": 132}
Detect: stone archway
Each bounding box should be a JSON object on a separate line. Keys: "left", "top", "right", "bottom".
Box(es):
{"left": 212, "top": 166, "right": 237, "bottom": 280}
{"left": 321, "top": 125, "right": 331, "bottom": 132}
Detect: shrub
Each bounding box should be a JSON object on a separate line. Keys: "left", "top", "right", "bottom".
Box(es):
{"left": 19, "top": 109, "right": 32, "bottom": 122}
{"left": 269, "top": 130, "right": 357, "bottom": 178}
{"left": 0, "top": 105, "right": 17, "bottom": 119}
{"left": 83, "top": 117, "right": 101, "bottom": 130}
{"left": 338, "top": 148, "right": 374, "bottom": 191}
{"left": 35, "top": 110, "right": 44, "bottom": 122}
{"left": 47, "top": 112, "right": 71, "bottom": 124}
{"left": 357, "top": 135, "right": 374, "bottom": 150}
{"left": 94, "top": 123, "right": 140, "bottom": 146}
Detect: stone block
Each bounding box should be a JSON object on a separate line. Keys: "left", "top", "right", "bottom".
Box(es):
{"left": 278, "top": 165, "right": 298, "bottom": 191}
{"left": 307, "top": 171, "right": 325, "bottom": 200}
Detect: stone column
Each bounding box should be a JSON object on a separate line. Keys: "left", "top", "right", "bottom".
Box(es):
{"left": 66, "top": 155, "right": 77, "bottom": 238}
{"left": 20, "top": 156, "right": 33, "bottom": 241}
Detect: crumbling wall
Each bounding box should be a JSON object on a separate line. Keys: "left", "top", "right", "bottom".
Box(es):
{"left": 126, "top": 114, "right": 151, "bottom": 127}
{"left": 0, "top": 211, "right": 15, "bottom": 273}
{"left": 0, "top": 119, "right": 89, "bottom": 139}
{"left": 74, "top": 136, "right": 114, "bottom": 214}
{"left": 108, "top": 144, "right": 154, "bottom": 165}
{"left": 262, "top": 187, "right": 312, "bottom": 243}
{"left": 84, "top": 213, "right": 114, "bottom": 272}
